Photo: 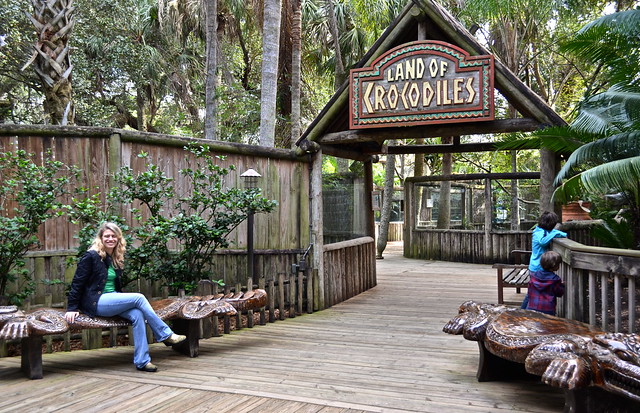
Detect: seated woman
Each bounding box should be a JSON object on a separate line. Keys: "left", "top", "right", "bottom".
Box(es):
{"left": 64, "top": 222, "right": 186, "bottom": 372}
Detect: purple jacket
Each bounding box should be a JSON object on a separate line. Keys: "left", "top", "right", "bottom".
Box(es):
{"left": 526, "top": 269, "right": 565, "bottom": 315}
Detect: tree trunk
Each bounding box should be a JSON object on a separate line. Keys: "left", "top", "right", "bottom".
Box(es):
{"left": 510, "top": 150, "right": 520, "bottom": 230}
{"left": 377, "top": 141, "right": 396, "bottom": 258}
{"left": 26, "top": 0, "right": 75, "bottom": 125}
{"left": 259, "top": 0, "right": 283, "bottom": 147}
{"left": 325, "top": 0, "right": 345, "bottom": 89}
{"left": 437, "top": 137, "right": 453, "bottom": 229}
{"left": 290, "top": 0, "right": 302, "bottom": 149}
{"left": 204, "top": 0, "right": 218, "bottom": 140}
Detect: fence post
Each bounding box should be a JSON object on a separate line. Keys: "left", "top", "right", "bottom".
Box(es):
{"left": 108, "top": 133, "right": 122, "bottom": 188}
{"left": 305, "top": 266, "right": 313, "bottom": 314}
{"left": 278, "top": 272, "right": 286, "bottom": 320}
{"left": 268, "top": 279, "right": 276, "bottom": 323}
{"left": 235, "top": 283, "right": 243, "bottom": 330}
{"left": 258, "top": 277, "right": 266, "bottom": 325}
{"left": 288, "top": 273, "right": 296, "bottom": 318}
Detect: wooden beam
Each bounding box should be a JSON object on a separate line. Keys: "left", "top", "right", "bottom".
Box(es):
{"left": 0, "top": 124, "right": 305, "bottom": 161}
{"left": 318, "top": 118, "right": 542, "bottom": 144}
{"left": 320, "top": 144, "right": 381, "bottom": 161}
{"left": 387, "top": 142, "right": 498, "bottom": 154}
{"left": 406, "top": 171, "right": 540, "bottom": 183}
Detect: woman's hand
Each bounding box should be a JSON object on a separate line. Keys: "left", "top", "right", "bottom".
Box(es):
{"left": 65, "top": 311, "right": 80, "bottom": 324}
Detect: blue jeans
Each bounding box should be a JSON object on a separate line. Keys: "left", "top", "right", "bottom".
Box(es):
{"left": 97, "top": 292, "right": 173, "bottom": 368}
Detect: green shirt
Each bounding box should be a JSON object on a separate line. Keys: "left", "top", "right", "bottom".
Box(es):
{"left": 104, "top": 264, "right": 117, "bottom": 293}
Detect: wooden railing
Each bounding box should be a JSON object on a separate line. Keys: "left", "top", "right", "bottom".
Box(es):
{"left": 553, "top": 238, "right": 640, "bottom": 334}
{"left": 14, "top": 249, "right": 305, "bottom": 307}
{"left": 323, "top": 237, "right": 377, "bottom": 308}
{"left": 13, "top": 237, "right": 379, "bottom": 314}
{"left": 2, "top": 239, "right": 379, "bottom": 356}
{"left": 405, "top": 226, "right": 597, "bottom": 264}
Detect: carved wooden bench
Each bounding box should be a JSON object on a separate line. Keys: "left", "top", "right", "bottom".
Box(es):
{"left": 493, "top": 249, "right": 531, "bottom": 304}
{"left": 0, "top": 290, "right": 267, "bottom": 379}
{"left": 444, "top": 301, "right": 640, "bottom": 413}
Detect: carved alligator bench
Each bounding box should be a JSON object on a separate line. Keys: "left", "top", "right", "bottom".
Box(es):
{"left": 443, "top": 300, "right": 640, "bottom": 413}
{"left": 0, "top": 289, "right": 267, "bottom": 379}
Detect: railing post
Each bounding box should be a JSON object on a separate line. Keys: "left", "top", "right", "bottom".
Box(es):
{"left": 588, "top": 271, "right": 596, "bottom": 326}
{"left": 601, "top": 274, "right": 609, "bottom": 331}
{"left": 629, "top": 277, "right": 636, "bottom": 333}
{"left": 614, "top": 274, "right": 622, "bottom": 333}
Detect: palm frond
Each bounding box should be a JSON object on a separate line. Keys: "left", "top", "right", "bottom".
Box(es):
{"left": 577, "top": 9, "right": 640, "bottom": 36}
{"left": 579, "top": 156, "right": 640, "bottom": 205}
{"left": 562, "top": 9, "right": 640, "bottom": 86}
{"left": 571, "top": 101, "right": 623, "bottom": 135}
{"left": 552, "top": 173, "right": 584, "bottom": 204}
{"left": 555, "top": 131, "right": 640, "bottom": 184}
{"left": 495, "top": 126, "right": 592, "bottom": 152}
{"left": 590, "top": 218, "right": 635, "bottom": 249}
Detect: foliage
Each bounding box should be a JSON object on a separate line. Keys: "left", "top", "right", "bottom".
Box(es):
{"left": 0, "top": 149, "right": 78, "bottom": 304}
{"left": 445, "top": 0, "right": 611, "bottom": 119}
{"left": 549, "top": 9, "right": 640, "bottom": 249}
{"left": 71, "top": 146, "right": 277, "bottom": 293}
{"left": 1, "top": 0, "right": 624, "bottom": 148}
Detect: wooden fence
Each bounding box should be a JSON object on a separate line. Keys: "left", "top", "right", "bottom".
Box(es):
{"left": 375, "top": 222, "right": 403, "bottom": 242}
{"left": 0, "top": 125, "right": 378, "bottom": 315}
{"left": 554, "top": 238, "right": 640, "bottom": 334}
{"left": 323, "top": 237, "right": 377, "bottom": 307}
{"left": 404, "top": 227, "right": 596, "bottom": 264}
{"left": 0, "top": 125, "right": 310, "bottom": 304}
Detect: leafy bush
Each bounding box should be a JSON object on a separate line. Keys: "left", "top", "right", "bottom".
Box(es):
{"left": 0, "top": 149, "right": 78, "bottom": 304}
{"left": 71, "top": 145, "right": 277, "bottom": 293}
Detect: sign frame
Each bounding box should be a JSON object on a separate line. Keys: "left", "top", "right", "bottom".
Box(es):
{"left": 349, "top": 40, "right": 494, "bottom": 129}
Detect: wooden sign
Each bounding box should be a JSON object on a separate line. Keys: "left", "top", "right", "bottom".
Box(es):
{"left": 349, "top": 40, "right": 494, "bottom": 129}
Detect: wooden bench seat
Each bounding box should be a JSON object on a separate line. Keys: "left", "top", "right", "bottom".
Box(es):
{"left": 444, "top": 301, "right": 640, "bottom": 413}
{"left": 492, "top": 249, "right": 531, "bottom": 304}
{"left": 1, "top": 290, "right": 267, "bottom": 379}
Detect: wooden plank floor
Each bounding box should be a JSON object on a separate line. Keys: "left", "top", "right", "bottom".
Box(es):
{"left": 0, "top": 242, "right": 564, "bottom": 412}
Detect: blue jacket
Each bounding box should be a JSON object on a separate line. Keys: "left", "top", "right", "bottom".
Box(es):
{"left": 67, "top": 250, "right": 123, "bottom": 317}
{"left": 529, "top": 226, "right": 567, "bottom": 272}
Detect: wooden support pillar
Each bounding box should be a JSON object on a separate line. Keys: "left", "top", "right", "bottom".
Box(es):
{"left": 171, "top": 319, "right": 200, "bottom": 358}
{"left": 364, "top": 159, "right": 375, "bottom": 238}
{"left": 540, "top": 148, "right": 559, "bottom": 215}
{"left": 21, "top": 336, "right": 44, "bottom": 379}
{"left": 484, "top": 178, "right": 493, "bottom": 263}
{"left": 310, "top": 150, "right": 325, "bottom": 310}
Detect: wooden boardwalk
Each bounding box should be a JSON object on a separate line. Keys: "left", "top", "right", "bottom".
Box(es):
{"left": 0, "top": 243, "right": 564, "bottom": 412}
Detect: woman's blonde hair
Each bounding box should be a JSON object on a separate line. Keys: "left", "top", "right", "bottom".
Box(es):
{"left": 90, "top": 222, "right": 126, "bottom": 269}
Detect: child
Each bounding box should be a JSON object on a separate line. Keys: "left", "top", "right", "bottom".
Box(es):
{"left": 525, "top": 250, "right": 565, "bottom": 316}
{"left": 521, "top": 211, "right": 567, "bottom": 308}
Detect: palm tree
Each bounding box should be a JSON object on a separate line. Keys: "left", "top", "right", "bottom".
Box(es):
{"left": 204, "top": 0, "right": 218, "bottom": 140}
{"left": 549, "top": 9, "right": 640, "bottom": 248}
{"left": 259, "top": 0, "right": 282, "bottom": 147}
{"left": 290, "top": 0, "right": 302, "bottom": 148}
{"left": 24, "top": 0, "right": 75, "bottom": 124}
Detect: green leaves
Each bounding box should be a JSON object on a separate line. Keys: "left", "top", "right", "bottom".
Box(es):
{"left": 549, "top": 9, "right": 640, "bottom": 248}
{"left": 0, "top": 149, "right": 78, "bottom": 303}
{"left": 72, "top": 145, "right": 277, "bottom": 293}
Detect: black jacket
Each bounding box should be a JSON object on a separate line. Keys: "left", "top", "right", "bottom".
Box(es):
{"left": 67, "top": 250, "right": 123, "bottom": 317}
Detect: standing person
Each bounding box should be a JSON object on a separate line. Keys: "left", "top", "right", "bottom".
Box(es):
{"left": 521, "top": 211, "right": 567, "bottom": 308}
{"left": 64, "top": 222, "right": 186, "bottom": 372}
{"left": 526, "top": 250, "right": 565, "bottom": 315}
